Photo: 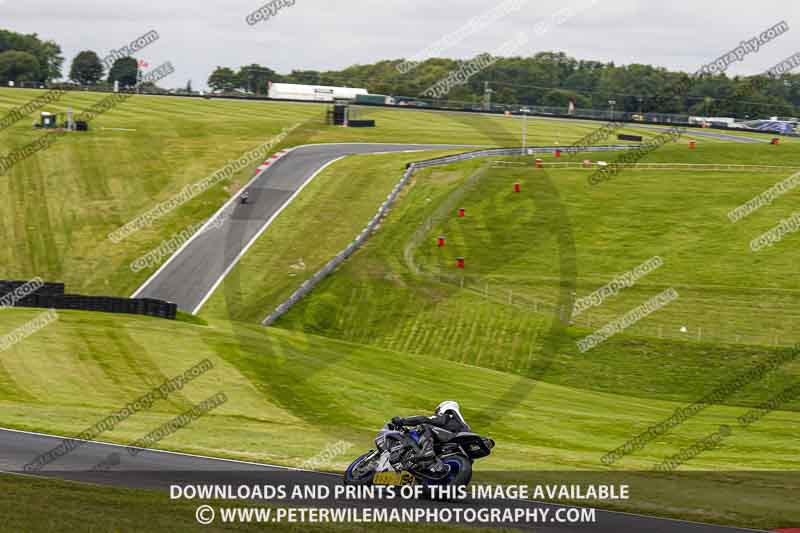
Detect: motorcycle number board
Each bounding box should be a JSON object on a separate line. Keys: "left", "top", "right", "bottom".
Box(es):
{"left": 373, "top": 471, "right": 416, "bottom": 486}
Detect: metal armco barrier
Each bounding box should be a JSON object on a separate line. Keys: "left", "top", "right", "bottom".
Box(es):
{"left": 0, "top": 280, "right": 177, "bottom": 320}
{"left": 409, "top": 145, "right": 642, "bottom": 169}
{"left": 261, "top": 145, "right": 640, "bottom": 326}
{"left": 262, "top": 163, "right": 415, "bottom": 326}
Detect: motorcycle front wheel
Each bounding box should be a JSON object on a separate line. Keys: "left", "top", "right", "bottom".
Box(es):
{"left": 343, "top": 451, "right": 378, "bottom": 485}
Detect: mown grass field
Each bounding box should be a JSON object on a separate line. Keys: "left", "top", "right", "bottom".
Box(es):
{"left": 420, "top": 142, "right": 800, "bottom": 350}
{"left": 0, "top": 88, "right": 784, "bottom": 301}
{"left": 0, "top": 308, "right": 798, "bottom": 527}
{"left": 8, "top": 306, "right": 762, "bottom": 472}
{"left": 275, "top": 142, "right": 800, "bottom": 402}
{"left": 2, "top": 89, "right": 800, "bottom": 529}
{"left": 0, "top": 87, "right": 659, "bottom": 299}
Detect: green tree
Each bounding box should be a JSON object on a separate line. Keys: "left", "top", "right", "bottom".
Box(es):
{"left": 0, "top": 50, "right": 41, "bottom": 84}
{"left": 207, "top": 66, "right": 237, "bottom": 91}
{"left": 237, "top": 64, "right": 278, "bottom": 95}
{"left": 284, "top": 69, "right": 320, "bottom": 85}
{"left": 42, "top": 41, "right": 64, "bottom": 81}
{"left": 0, "top": 29, "right": 62, "bottom": 81}
{"left": 69, "top": 50, "right": 103, "bottom": 84}
{"left": 205, "top": 50, "right": 798, "bottom": 117}
{"left": 107, "top": 57, "right": 138, "bottom": 87}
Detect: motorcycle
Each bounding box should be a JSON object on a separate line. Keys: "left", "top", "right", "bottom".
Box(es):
{"left": 344, "top": 421, "right": 495, "bottom": 487}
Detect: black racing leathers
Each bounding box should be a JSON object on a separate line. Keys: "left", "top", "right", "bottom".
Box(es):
{"left": 396, "top": 412, "right": 470, "bottom": 434}
{"left": 394, "top": 412, "right": 471, "bottom": 467}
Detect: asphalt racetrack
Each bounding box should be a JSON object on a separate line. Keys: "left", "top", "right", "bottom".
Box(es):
{"left": 104, "top": 136, "right": 774, "bottom": 531}
{"left": 130, "top": 141, "right": 645, "bottom": 314}
{"left": 131, "top": 143, "right": 473, "bottom": 313}
{"left": 0, "top": 428, "right": 767, "bottom": 533}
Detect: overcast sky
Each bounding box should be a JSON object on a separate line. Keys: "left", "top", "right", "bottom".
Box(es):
{"left": 3, "top": 0, "right": 799, "bottom": 90}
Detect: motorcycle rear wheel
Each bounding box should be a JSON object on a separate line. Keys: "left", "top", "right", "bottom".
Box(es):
{"left": 435, "top": 454, "right": 472, "bottom": 486}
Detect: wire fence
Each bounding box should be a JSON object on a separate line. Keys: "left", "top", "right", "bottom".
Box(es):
{"left": 262, "top": 145, "right": 638, "bottom": 326}
{"left": 492, "top": 161, "right": 800, "bottom": 172}
{"left": 414, "top": 271, "right": 800, "bottom": 349}
{"left": 262, "top": 145, "right": 800, "bottom": 349}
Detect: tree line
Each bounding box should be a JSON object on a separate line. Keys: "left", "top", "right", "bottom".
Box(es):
{"left": 210, "top": 52, "right": 800, "bottom": 118}
{"left": 0, "top": 29, "right": 62, "bottom": 84}
{"left": 2, "top": 27, "right": 797, "bottom": 118}
{"left": 0, "top": 28, "right": 165, "bottom": 90}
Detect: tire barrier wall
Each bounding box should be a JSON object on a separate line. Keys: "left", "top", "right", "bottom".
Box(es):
{"left": 0, "top": 281, "right": 177, "bottom": 320}
{"left": 0, "top": 280, "right": 64, "bottom": 297}
{"left": 261, "top": 144, "right": 640, "bottom": 326}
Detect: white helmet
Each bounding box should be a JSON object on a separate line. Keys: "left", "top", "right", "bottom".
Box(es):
{"left": 435, "top": 400, "right": 470, "bottom": 431}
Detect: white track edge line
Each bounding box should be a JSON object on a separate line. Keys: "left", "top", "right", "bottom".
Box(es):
{"left": 189, "top": 155, "right": 346, "bottom": 315}
{"left": 0, "top": 426, "right": 337, "bottom": 476}
{"left": 188, "top": 145, "right": 466, "bottom": 314}
{"left": 130, "top": 143, "right": 470, "bottom": 301}
{"left": 130, "top": 148, "right": 295, "bottom": 299}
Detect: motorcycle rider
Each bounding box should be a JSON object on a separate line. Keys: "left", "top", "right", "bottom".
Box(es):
{"left": 391, "top": 401, "right": 471, "bottom": 471}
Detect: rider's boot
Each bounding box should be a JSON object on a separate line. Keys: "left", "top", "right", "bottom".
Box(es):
{"left": 412, "top": 435, "right": 448, "bottom": 474}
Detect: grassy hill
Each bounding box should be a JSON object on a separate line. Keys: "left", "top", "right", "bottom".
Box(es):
{"left": 0, "top": 88, "right": 783, "bottom": 300}
{"left": 198, "top": 150, "right": 463, "bottom": 322}
{"left": 4, "top": 306, "right": 795, "bottom": 470}
{"left": 2, "top": 89, "right": 800, "bottom": 529}
{"left": 275, "top": 143, "right": 800, "bottom": 407}
{"left": 0, "top": 307, "right": 797, "bottom": 527}
{"left": 0, "top": 89, "right": 324, "bottom": 296}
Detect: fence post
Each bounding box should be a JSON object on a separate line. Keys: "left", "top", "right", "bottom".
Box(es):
{"left": 261, "top": 145, "right": 621, "bottom": 327}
